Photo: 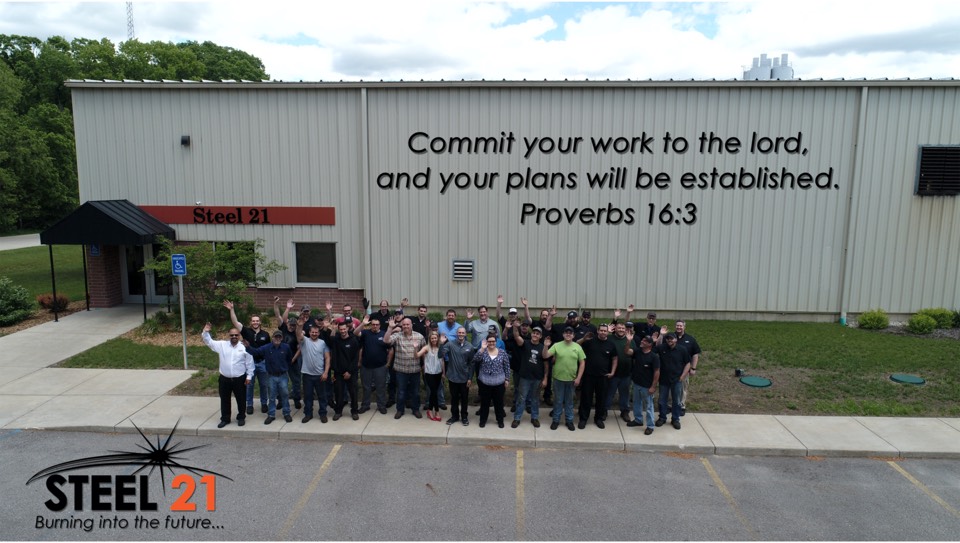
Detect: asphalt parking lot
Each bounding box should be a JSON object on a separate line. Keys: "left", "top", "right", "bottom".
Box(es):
{"left": 3, "top": 429, "right": 958, "bottom": 541}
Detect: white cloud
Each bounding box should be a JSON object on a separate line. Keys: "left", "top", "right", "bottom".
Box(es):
{"left": 1, "top": 1, "right": 958, "bottom": 81}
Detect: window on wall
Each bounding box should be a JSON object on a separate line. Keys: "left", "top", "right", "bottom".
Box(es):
{"left": 296, "top": 243, "right": 337, "bottom": 284}
{"left": 916, "top": 146, "right": 960, "bottom": 196}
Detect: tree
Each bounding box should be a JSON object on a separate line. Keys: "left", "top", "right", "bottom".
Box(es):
{"left": 177, "top": 41, "right": 268, "bottom": 81}
{"left": 142, "top": 238, "right": 286, "bottom": 324}
{"left": 118, "top": 39, "right": 204, "bottom": 80}
{"left": 0, "top": 34, "right": 271, "bottom": 232}
{"left": 71, "top": 37, "right": 121, "bottom": 80}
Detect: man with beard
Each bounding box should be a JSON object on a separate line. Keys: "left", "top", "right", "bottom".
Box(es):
{"left": 273, "top": 297, "right": 302, "bottom": 410}
{"left": 224, "top": 300, "right": 270, "bottom": 415}
{"left": 295, "top": 313, "right": 331, "bottom": 423}
{"left": 674, "top": 320, "right": 702, "bottom": 416}
{"left": 326, "top": 322, "right": 362, "bottom": 421}
{"left": 576, "top": 324, "right": 617, "bottom": 429}
{"left": 202, "top": 323, "right": 253, "bottom": 428}
{"left": 439, "top": 327, "right": 477, "bottom": 426}
{"left": 623, "top": 332, "right": 660, "bottom": 435}
{"left": 356, "top": 315, "right": 390, "bottom": 414}
{"left": 245, "top": 330, "right": 295, "bottom": 424}
{"left": 656, "top": 333, "right": 691, "bottom": 430}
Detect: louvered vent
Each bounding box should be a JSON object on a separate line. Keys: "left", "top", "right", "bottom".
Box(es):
{"left": 916, "top": 146, "right": 960, "bottom": 196}
{"left": 452, "top": 259, "right": 475, "bottom": 281}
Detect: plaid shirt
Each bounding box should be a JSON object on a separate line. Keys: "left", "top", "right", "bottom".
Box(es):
{"left": 390, "top": 331, "right": 425, "bottom": 374}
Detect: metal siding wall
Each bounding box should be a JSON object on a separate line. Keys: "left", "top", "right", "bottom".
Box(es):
{"left": 365, "top": 87, "right": 856, "bottom": 313}
{"left": 73, "top": 88, "right": 364, "bottom": 289}
{"left": 71, "top": 82, "right": 959, "bottom": 317}
{"left": 844, "top": 87, "right": 960, "bottom": 313}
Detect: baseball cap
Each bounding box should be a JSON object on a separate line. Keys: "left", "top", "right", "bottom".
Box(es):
{"left": 567, "top": 311, "right": 578, "bottom": 319}
{"left": 272, "top": 330, "right": 283, "bottom": 338}
{"left": 582, "top": 310, "right": 592, "bottom": 317}
{"left": 301, "top": 304, "right": 311, "bottom": 313}
{"left": 509, "top": 307, "right": 518, "bottom": 314}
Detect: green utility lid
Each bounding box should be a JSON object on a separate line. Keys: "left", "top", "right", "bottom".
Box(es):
{"left": 890, "top": 373, "right": 925, "bottom": 385}
{"left": 739, "top": 375, "right": 772, "bottom": 388}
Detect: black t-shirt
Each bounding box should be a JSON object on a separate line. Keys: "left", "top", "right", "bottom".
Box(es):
{"left": 574, "top": 322, "right": 597, "bottom": 341}
{"left": 505, "top": 331, "right": 527, "bottom": 371}
{"left": 657, "top": 344, "right": 691, "bottom": 384}
{"left": 581, "top": 337, "right": 617, "bottom": 376}
{"left": 326, "top": 333, "right": 361, "bottom": 374}
{"left": 359, "top": 329, "right": 389, "bottom": 369}
{"left": 631, "top": 348, "right": 661, "bottom": 388}
{"left": 277, "top": 325, "right": 299, "bottom": 353}
{"left": 241, "top": 326, "right": 271, "bottom": 361}
{"left": 517, "top": 340, "right": 547, "bottom": 381}
{"left": 676, "top": 333, "right": 701, "bottom": 358}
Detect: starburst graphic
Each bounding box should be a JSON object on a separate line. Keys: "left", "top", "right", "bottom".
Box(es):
{"left": 26, "top": 419, "right": 232, "bottom": 492}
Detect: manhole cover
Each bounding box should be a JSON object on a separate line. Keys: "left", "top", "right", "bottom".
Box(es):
{"left": 739, "top": 375, "right": 772, "bottom": 388}
{"left": 890, "top": 373, "right": 925, "bottom": 385}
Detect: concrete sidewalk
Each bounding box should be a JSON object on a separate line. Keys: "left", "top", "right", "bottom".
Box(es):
{"left": 2, "top": 306, "right": 959, "bottom": 458}
{"left": 0, "top": 233, "right": 41, "bottom": 251}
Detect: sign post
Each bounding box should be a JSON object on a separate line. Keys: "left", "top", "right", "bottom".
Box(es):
{"left": 171, "top": 254, "right": 188, "bottom": 370}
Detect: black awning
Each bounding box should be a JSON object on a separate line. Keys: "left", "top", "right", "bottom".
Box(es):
{"left": 40, "top": 200, "right": 176, "bottom": 246}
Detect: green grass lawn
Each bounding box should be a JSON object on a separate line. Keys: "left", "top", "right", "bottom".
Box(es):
{"left": 0, "top": 245, "right": 87, "bottom": 302}
{"left": 58, "top": 317, "right": 960, "bottom": 417}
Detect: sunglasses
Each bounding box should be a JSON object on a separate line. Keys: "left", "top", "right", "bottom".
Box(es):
{"left": 229, "top": 334, "right": 240, "bottom": 337}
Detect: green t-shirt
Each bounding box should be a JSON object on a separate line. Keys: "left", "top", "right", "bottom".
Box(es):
{"left": 548, "top": 341, "right": 586, "bottom": 381}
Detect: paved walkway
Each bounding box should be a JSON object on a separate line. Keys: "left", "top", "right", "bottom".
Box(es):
{"left": 2, "top": 306, "right": 959, "bottom": 458}
{"left": 0, "top": 233, "right": 41, "bottom": 251}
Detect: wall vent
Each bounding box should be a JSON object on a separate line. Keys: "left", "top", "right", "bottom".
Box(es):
{"left": 452, "top": 259, "right": 475, "bottom": 281}
{"left": 916, "top": 146, "right": 960, "bottom": 196}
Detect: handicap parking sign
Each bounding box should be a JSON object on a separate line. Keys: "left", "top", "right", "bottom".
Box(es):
{"left": 171, "top": 254, "right": 187, "bottom": 276}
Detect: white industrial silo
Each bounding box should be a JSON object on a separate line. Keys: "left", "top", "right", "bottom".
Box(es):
{"left": 771, "top": 53, "right": 794, "bottom": 79}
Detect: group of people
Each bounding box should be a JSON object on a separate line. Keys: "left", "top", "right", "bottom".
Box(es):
{"left": 203, "top": 296, "right": 701, "bottom": 435}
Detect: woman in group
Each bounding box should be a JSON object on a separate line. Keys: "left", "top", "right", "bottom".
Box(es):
{"left": 472, "top": 332, "right": 511, "bottom": 428}
{"left": 418, "top": 331, "right": 445, "bottom": 421}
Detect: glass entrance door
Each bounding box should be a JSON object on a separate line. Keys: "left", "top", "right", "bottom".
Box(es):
{"left": 121, "top": 244, "right": 172, "bottom": 304}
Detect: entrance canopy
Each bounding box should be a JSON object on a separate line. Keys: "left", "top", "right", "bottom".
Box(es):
{"left": 40, "top": 199, "right": 175, "bottom": 245}
{"left": 39, "top": 200, "right": 175, "bottom": 322}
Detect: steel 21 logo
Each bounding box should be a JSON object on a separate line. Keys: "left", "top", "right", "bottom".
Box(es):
{"left": 27, "top": 422, "right": 232, "bottom": 533}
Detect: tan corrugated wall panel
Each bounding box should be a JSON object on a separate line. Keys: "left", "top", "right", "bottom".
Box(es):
{"left": 73, "top": 88, "right": 364, "bottom": 289}
{"left": 844, "top": 87, "right": 960, "bottom": 314}
{"left": 365, "top": 87, "right": 856, "bottom": 313}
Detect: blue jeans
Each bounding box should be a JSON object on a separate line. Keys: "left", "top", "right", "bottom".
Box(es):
{"left": 513, "top": 378, "right": 540, "bottom": 421}
{"left": 395, "top": 371, "right": 421, "bottom": 415}
{"left": 246, "top": 361, "right": 268, "bottom": 407}
{"left": 658, "top": 381, "right": 683, "bottom": 422}
{"left": 552, "top": 380, "right": 575, "bottom": 423}
{"left": 605, "top": 376, "right": 631, "bottom": 412}
{"left": 266, "top": 374, "right": 290, "bottom": 417}
{"left": 302, "top": 373, "right": 328, "bottom": 417}
{"left": 633, "top": 384, "right": 656, "bottom": 427}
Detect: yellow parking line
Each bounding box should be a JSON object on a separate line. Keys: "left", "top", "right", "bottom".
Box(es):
{"left": 700, "top": 458, "right": 758, "bottom": 540}
{"left": 278, "top": 444, "right": 342, "bottom": 539}
{"left": 887, "top": 461, "right": 960, "bottom": 518}
{"left": 516, "top": 450, "right": 525, "bottom": 540}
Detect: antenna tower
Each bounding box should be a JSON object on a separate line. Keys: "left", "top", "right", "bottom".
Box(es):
{"left": 126, "top": 2, "right": 135, "bottom": 41}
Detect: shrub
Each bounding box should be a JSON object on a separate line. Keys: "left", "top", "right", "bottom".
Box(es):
{"left": 36, "top": 292, "right": 70, "bottom": 312}
{"left": 0, "top": 276, "right": 34, "bottom": 326}
{"left": 917, "top": 307, "right": 954, "bottom": 329}
{"left": 857, "top": 308, "right": 889, "bottom": 330}
{"left": 906, "top": 313, "right": 936, "bottom": 335}
{"left": 954, "top": 310, "right": 960, "bottom": 328}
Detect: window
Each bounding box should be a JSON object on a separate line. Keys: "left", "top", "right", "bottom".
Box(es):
{"left": 916, "top": 146, "right": 960, "bottom": 196}
{"left": 296, "top": 243, "right": 337, "bottom": 284}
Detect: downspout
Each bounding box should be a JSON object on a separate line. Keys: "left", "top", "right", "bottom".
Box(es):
{"left": 837, "top": 86, "right": 869, "bottom": 325}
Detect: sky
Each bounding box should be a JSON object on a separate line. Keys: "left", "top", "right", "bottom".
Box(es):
{"left": 1, "top": 0, "right": 959, "bottom": 82}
